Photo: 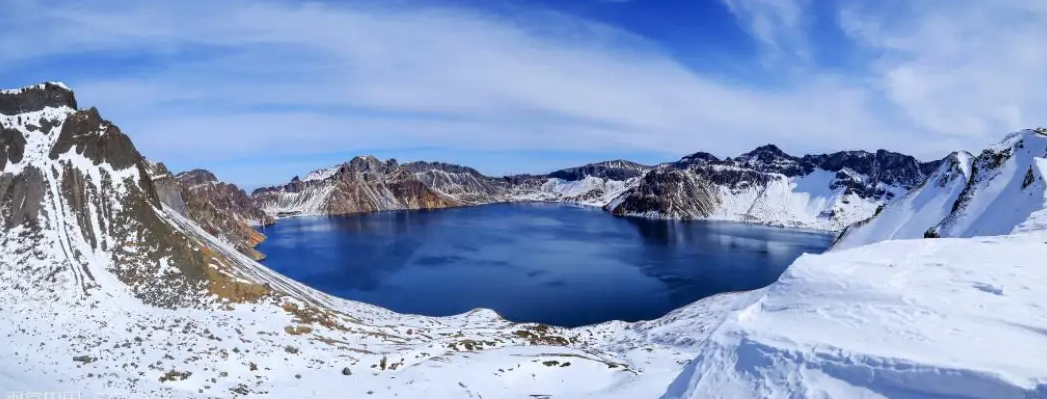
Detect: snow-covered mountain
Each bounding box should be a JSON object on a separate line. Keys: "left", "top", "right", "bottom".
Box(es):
{"left": 255, "top": 148, "right": 935, "bottom": 231}
{"left": 252, "top": 157, "right": 653, "bottom": 215}
{"left": 0, "top": 83, "right": 721, "bottom": 397}
{"left": 608, "top": 146, "right": 936, "bottom": 230}
{"left": 835, "top": 128, "right": 1047, "bottom": 249}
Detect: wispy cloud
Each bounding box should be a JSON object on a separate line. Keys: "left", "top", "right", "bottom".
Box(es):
{"left": 1, "top": 0, "right": 1042, "bottom": 185}
{"left": 838, "top": 0, "right": 1047, "bottom": 138}
{"left": 718, "top": 0, "right": 811, "bottom": 57}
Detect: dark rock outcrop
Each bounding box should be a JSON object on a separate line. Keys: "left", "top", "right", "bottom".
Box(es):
{"left": 609, "top": 169, "right": 719, "bottom": 220}
{"left": 0, "top": 127, "right": 26, "bottom": 170}
{"left": 0, "top": 83, "right": 78, "bottom": 115}
{"left": 50, "top": 108, "right": 144, "bottom": 170}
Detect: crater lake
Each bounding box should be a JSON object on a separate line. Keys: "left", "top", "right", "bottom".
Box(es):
{"left": 258, "top": 203, "right": 833, "bottom": 327}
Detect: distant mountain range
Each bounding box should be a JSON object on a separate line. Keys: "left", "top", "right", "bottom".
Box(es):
{"left": 249, "top": 141, "right": 939, "bottom": 234}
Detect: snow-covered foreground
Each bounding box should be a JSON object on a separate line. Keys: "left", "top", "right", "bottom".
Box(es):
{"left": 663, "top": 233, "right": 1047, "bottom": 399}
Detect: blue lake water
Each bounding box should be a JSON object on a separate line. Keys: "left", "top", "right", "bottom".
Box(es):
{"left": 258, "top": 203, "right": 833, "bottom": 327}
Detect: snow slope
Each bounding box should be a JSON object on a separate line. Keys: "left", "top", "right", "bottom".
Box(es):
{"left": 935, "top": 130, "right": 1047, "bottom": 238}
{"left": 663, "top": 233, "right": 1047, "bottom": 399}
{"left": 834, "top": 152, "right": 975, "bottom": 250}
{"left": 836, "top": 129, "right": 1047, "bottom": 249}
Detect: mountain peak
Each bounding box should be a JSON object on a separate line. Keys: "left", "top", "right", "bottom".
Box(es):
{"left": 747, "top": 144, "right": 788, "bottom": 156}
{"left": 177, "top": 169, "right": 219, "bottom": 185}
{"left": 737, "top": 144, "right": 797, "bottom": 165}
{"left": 679, "top": 151, "right": 720, "bottom": 164}
{"left": 0, "top": 82, "right": 78, "bottom": 115}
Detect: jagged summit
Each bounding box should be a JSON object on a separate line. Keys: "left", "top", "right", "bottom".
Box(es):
{"left": 738, "top": 143, "right": 794, "bottom": 161}
{"left": 678, "top": 151, "right": 720, "bottom": 165}
{"left": 176, "top": 168, "right": 219, "bottom": 185}
{"left": 0, "top": 82, "right": 77, "bottom": 115}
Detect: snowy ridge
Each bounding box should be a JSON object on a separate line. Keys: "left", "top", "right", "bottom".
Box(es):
{"left": 0, "top": 81, "right": 70, "bottom": 94}
{"left": 511, "top": 176, "right": 642, "bottom": 206}
{"left": 836, "top": 129, "right": 1047, "bottom": 248}
{"left": 258, "top": 184, "right": 338, "bottom": 216}
{"left": 934, "top": 130, "right": 1047, "bottom": 237}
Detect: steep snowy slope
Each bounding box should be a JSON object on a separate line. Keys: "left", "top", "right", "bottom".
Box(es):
{"left": 662, "top": 233, "right": 1047, "bottom": 399}
{"left": 836, "top": 128, "right": 1047, "bottom": 249}
{"left": 833, "top": 151, "right": 974, "bottom": 250}
{"left": 932, "top": 129, "right": 1047, "bottom": 238}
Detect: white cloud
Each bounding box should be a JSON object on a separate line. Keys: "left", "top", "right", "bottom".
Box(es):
{"left": 718, "top": 0, "right": 811, "bottom": 57}
{"left": 4, "top": 0, "right": 1041, "bottom": 185}
{"left": 838, "top": 0, "right": 1047, "bottom": 141}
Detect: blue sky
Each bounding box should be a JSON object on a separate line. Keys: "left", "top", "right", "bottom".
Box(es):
{"left": 2, "top": 0, "right": 1045, "bottom": 188}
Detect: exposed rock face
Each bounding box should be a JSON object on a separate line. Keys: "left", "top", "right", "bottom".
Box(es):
{"left": 606, "top": 147, "right": 938, "bottom": 230}
{"left": 0, "top": 86, "right": 227, "bottom": 307}
{"left": 253, "top": 156, "right": 461, "bottom": 216}
{"left": 608, "top": 168, "right": 720, "bottom": 220}
{"left": 50, "top": 108, "right": 146, "bottom": 170}
{"left": 0, "top": 82, "right": 78, "bottom": 115}
{"left": 173, "top": 169, "right": 275, "bottom": 261}
{"left": 140, "top": 164, "right": 275, "bottom": 261}
{"left": 0, "top": 127, "right": 27, "bottom": 171}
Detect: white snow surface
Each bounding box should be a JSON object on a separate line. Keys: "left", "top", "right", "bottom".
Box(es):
{"left": 662, "top": 233, "right": 1047, "bottom": 399}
